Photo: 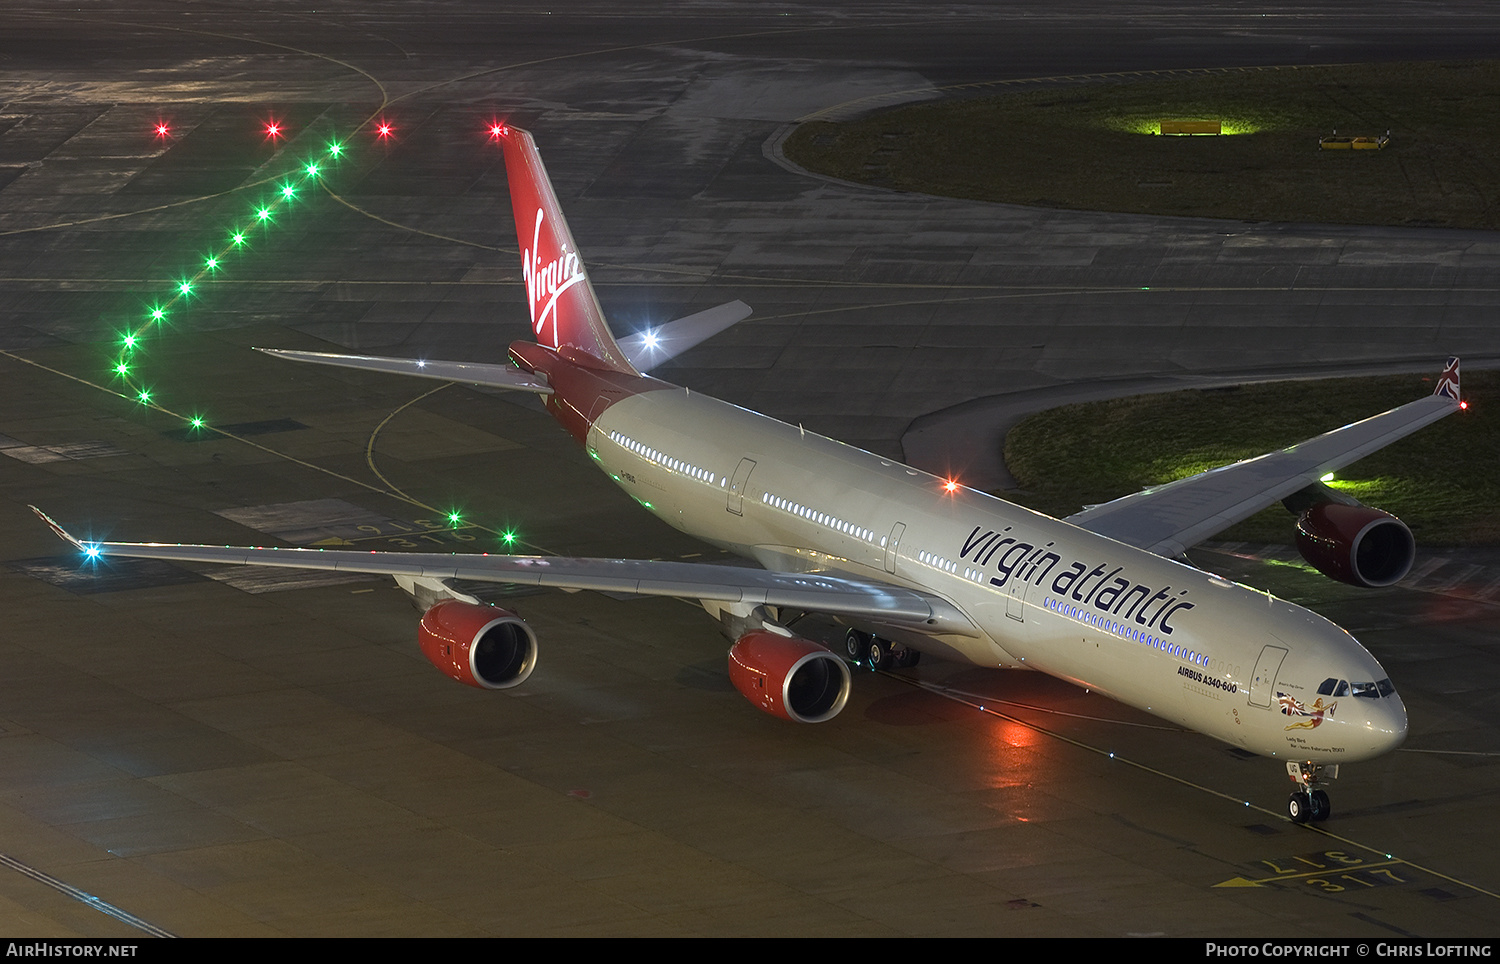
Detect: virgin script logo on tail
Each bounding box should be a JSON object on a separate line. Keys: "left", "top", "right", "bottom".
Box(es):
{"left": 522, "top": 208, "right": 586, "bottom": 348}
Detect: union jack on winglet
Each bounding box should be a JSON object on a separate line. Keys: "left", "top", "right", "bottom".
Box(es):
{"left": 1434, "top": 356, "right": 1461, "bottom": 400}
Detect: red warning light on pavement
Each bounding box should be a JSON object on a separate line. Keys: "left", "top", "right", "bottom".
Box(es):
{"left": 375, "top": 120, "right": 394, "bottom": 140}
{"left": 264, "top": 120, "right": 283, "bottom": 140}
{"left": 153, "top": 122, "right": 170, "bottom": 139}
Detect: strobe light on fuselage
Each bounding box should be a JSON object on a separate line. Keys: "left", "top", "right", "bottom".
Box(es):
{"left": 419, "top": 600, "right": 538, "bottom": 689}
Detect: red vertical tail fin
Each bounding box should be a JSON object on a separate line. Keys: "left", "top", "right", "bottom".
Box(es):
{"left": 498, "top": 127, "right": 638, "bottom": 375}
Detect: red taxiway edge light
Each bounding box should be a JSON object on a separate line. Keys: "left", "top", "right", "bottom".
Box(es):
{"left": 376, "top": 121, "right": 394, "bottom": 139}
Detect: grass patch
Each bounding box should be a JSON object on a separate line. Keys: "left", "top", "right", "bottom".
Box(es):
{"left": 1000, "top": 370, "right": 1498, "bottom": 547}
{"left": 786, "top": 61, "right": 1500, "bottom": 229}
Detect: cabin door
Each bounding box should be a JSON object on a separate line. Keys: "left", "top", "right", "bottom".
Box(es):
{"left": 1005, "top": 576, "right": 1027, "bottom": 622}
{"left": 1249, "top": 644, "right": 1289, "bottom": 708}
{"left": 727, "top": 458, "right": 757, "bottom": 516}
{"left": 883, "top": 522, "right": 905, "bottom": 574}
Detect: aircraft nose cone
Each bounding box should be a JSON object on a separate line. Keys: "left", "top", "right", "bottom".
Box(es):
{"left": 1364, "top": 694, "right": 1408, "bottom": 757}
{"left": 1385, "top": 695, "right": 1409, "bottom": 751}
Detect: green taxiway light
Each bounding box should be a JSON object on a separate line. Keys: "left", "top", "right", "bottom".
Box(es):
{"left": 501, "top": 530, "right": 517, "bottom": 545}
{"left": 447, "top": 511, "right": 462, "bottom": 526}
{"left": 113, "top": 143, "right": 344, "bottom": 429}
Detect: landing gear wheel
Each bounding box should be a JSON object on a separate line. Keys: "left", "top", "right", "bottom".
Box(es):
{"left": 844, "top": 629, "right": 867, "bottom": 662}
{"left": 867, "top": 637, "right": 892, "bottom": 671}
{"left": 882, "top": 644, "right": 918, "bottom": 668}
{"left": 1285, "top": 761, "right": 1337, "bottom": 826}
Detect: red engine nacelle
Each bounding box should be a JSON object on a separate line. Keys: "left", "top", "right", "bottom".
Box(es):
{"left": 1295, "top": 503, "right": 1415, "bottom": 588}
{"left": 419, "top": 600, "right": 538, "bottom": 689}
{"left": 728, "top": 631, "right": 851, "bottom": 723}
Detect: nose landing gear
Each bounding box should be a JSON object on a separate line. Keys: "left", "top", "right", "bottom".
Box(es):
{"left": 1286, "top": 761, "right": 1337, "bottom": 823}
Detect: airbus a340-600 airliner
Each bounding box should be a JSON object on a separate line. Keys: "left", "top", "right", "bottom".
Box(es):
{"left": 34, "top": 127, "right": 1463, "bottom": 824}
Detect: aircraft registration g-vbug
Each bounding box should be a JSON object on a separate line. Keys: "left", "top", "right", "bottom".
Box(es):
{"left": 33, "top": 126, "right": 1464, "bottom": 825}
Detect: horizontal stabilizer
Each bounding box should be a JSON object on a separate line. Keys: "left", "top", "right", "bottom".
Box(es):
{"left": 617, "top": 300, "right": 752, "bottom": 372}
{"left": 256, "top": 348, "right": 553, "bottom": 394}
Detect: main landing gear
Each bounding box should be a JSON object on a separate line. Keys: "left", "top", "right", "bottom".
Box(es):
{"left": 844, "top": 629, "right": 920, "bottom": 671}
{"left": 1286, "top": 761, "right": 1337, "bottom": 824}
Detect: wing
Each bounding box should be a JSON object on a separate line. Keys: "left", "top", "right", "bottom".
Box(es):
{"left": 1065, "top": 358, "right": 1463, "bottom": 557}
{"left": 30, "top": 507, "right": 975, "bottom": 635}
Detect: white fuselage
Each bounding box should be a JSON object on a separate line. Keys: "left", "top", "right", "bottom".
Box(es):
{"left": 589, "top": 386, "right": 1407, "bottom": 764}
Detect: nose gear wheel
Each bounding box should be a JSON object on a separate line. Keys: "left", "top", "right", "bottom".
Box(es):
{"left": 1286, "top": 762, "right": 1337, "bottom": 823}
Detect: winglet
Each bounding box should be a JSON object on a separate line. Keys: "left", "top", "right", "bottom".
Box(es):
{"left": 29, "top": 505, "right": 86, "bottom": 551}
{"left": 1434, "top": 356, "right": 1461, "bottom": 400}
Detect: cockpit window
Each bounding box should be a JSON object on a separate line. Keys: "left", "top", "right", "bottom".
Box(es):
{"left": 1353, "top": 678, "right": 1396, "bottom": 699}
{"left": 1320, "top": 677, "right": 1392, "bottom": 698}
